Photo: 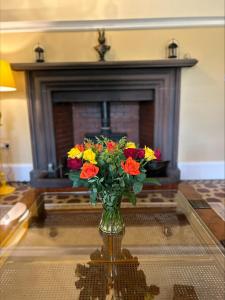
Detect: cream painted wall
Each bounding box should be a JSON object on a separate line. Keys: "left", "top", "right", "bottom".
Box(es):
{"left": 0, "top": 27, "right": 224, "bottom": 165}
{"left": 0, "top": 71, "right": 32, "bottom": 164}
{"left": 0, "top": 0, "right": 224, "bottom": 21}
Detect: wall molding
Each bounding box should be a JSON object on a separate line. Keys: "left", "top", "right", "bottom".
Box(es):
{"left": 0, "top": 17, "right": 224, "bottom": 33}
{"left": 1, "top": 161, "right": 224, "bottom": 182}
{"left": 178, "top": 161, "right": 225, "bottom": 180}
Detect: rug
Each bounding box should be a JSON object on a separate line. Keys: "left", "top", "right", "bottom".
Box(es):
{"left": 0, "top": 180, "right": 224, "bottom": 220}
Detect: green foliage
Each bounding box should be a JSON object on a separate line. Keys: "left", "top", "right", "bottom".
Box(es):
{"left": 69, "top": 171, "right": 89, "bottom": 187}
{"left": 144, "top": 177, "right": 161, "bottom": 185}
{"left": 90, "top": 188, "right": 97, "bottom": 205}
{"left": 136, "top": 173, "right": 146, "bottom": 182}
{"left": 68, "top": 136, "right": 160, "bottom": 207}
{"left": 124, "top": 191, "right": 137, "bottom": 205}
{"left": 69, "top": 172, "right": 80, "bottom": 187}
{"left": 133, "top": 181, "right": 143, "bottom": 194}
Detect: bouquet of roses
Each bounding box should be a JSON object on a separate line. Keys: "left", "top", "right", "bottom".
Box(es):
{"left": 67, "top": 136, "right": 159, "bottom": 206}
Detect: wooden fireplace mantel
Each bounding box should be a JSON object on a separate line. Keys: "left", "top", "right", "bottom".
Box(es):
{"left": 12, "top": 59, "right": 198, "bottom": 71}
{"left": 13, "top": 58, "right": 198, "bottom": 187}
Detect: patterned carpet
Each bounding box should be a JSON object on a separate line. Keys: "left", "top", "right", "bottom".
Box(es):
{"left": 187, "top": 180, "right": 225, "bottom": 221}
{"left": 0, "top": 180, "right": 224, "bottom": 220}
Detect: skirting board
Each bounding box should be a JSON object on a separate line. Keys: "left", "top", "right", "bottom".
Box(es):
{"left": 178, "top": 161, "right": 225, "bottom": 180}
{"left": 1, "top": 161, "right": 224, "bottom": 182}
{"left": 1, "top": 164, "right": 33, "bottom": 182}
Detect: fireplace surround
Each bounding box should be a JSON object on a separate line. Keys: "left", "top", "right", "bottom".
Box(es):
{"left": 12, "top": 59, "right": 197, "bottom": 187}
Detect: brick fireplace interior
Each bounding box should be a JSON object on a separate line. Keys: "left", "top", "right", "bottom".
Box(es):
{"left": 12, "top": 59, "right": 197, "bottom": 187}
{"left": 53, "top": 101, "right": 154, "bottom": 164}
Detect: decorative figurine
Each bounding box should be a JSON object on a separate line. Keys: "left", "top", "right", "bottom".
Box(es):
{"left": 34, "top": 44, "right": 45, "bottom": 63}
{"left": 94, "top": 30, "right": 110, "bottom": 61}
{"left": 167, "top": 39, "right": 179, "bottom": 59}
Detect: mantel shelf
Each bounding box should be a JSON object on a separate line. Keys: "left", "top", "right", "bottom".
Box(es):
{"left": 12, "top": 59, "right": 198, "bottom": 71}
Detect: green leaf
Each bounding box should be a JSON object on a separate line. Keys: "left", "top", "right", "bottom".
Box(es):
{"left": 69, "top": 172, "right": 81, "bottom": 187}
{"left": 80, "top": 179, "right": 89, "bottom": 187}
{"left": 90, "top": 188, "right": 97, "bottom": 204}
{"left": 144, "top": 178, "right": 161, "bottom": 185}
{"left": 128, "top": 192, "right": 136, "bottom": 205}
{"left": 88, "top": 178, "right": 97, "bottom": 184}
{"left": 68, "top": 172, "right": 80, "bottom": 181}
{"left": 72, "top": 179, "right": 80, "bottom": 187}
{"left": 109, "top": 165, "right": 115, "bottom": 172}
{"left": 119, "top": 179, "right": 125, "bottom": 188}
{"left": 118, "top": 167, "right": 124, "bottom": 176}
{"left": 133, "top": 181, "right": 143, "bottom": 194}
{"left": 136, "top": 173, "right": 146, "bottom": 182}
{"left": 123, "top": 190, "right": 136, "bottom": 205}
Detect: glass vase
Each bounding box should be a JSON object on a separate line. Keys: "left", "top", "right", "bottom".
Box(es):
{"left": 99, "top": 197, "right": 125, "bottom": 234}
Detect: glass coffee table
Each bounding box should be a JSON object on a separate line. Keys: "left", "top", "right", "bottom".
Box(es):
{"left": 0, "top": 188, "right": 224, "bottom": 299}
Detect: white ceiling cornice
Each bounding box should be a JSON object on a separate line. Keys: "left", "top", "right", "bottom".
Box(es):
{"left": 0, "top": 16, "right": 224, "bottom": 33}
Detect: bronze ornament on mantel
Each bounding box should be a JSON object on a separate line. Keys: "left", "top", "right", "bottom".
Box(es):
{"left": 94, "top": 29, "right": 111, "bottom": 61}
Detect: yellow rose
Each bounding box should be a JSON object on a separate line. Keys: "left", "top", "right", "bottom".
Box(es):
{"left": 125, "top": 142, "right": 136, "bottom": 149}
{"left": 83, "top": 149, "right": 97, "bottom": 164}
{"left": 144, "top": 146, "right": 156, "bottom": 161}
{"left": 68, "top": 147, "right": 82, "bottom": 159}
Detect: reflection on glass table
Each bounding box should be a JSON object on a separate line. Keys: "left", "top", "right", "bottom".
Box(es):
{"left": 75, "top": 231, "right": 160, "bottom": 299}
{"left": 0, "top": 190, "right": 224, "bottom": 300}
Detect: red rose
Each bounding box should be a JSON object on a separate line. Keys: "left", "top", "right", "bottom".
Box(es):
{"left": 121, "top": 157, "right": 140, "bottom": 176}
{"left": 124, "top": 148, "right": 145, "bottom": 160}
{"left": 136, "top": 149, "right": 145, "bottom": 159}
{"left": 67, "top": 158, "right": 83, "bottom": 170}
{"left": 80, "top": 163, "right": 99, "bottom": 179}
{"left": 124, "top": 148, "right": 137, "bottom": 159}
{"left": 154, "top": 149, "right": 161, "bottom": 160}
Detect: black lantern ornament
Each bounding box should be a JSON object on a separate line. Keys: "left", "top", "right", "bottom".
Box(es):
{"left": 34, "top": 44, "right": 45, "bottom": 63}
{"left": 167, "top": 39, "right": 179, "bottom": 59}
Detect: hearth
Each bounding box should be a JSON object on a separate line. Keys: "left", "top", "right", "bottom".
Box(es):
{"left": 12, "top": 59, "right": 198, "bottom": 187}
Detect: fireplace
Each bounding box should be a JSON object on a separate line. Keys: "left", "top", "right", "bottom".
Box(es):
{"left": 53, "top": 100, "right": 154, "bottom": 161}
{"left": 12, "top": 59, "right": 197, "bottom": 187}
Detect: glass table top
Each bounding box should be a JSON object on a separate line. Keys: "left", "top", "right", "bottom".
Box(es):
{"left": 0, "top": 205, "right": 11, "bottom": 220}
{"left": 0, "top": 189, "right": 224, "bottom": 299}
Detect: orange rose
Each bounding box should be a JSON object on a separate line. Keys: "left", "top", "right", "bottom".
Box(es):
{"left": 84, "top": 142, "right": 93, "bottom": 149}
{"left": 75, "top": 144, "right": 84, "bottom": 152}
{"left": 95, "top": 143, "right": 103, "bottom": 152}
{"left": 107, "top": 141, "right": 117, "bottom": 152}
{"left": 121, "top": 157, "right": 140, "bottom": 176}
{"left": 80, "top": 162, "right": 99, "bottom": 179}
